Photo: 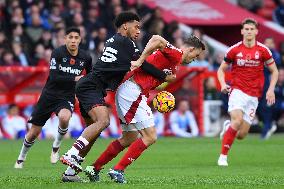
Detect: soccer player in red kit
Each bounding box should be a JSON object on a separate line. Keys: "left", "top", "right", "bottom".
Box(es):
{"left": 217, "top": 18, "right": 279, "bottom": 166}
{"left": 84, "top": 35, "right": 205, "bottom": 183}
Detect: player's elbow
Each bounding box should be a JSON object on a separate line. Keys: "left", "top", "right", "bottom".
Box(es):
{"left": 150, "top": 35, "right": 167, "bottom": 50}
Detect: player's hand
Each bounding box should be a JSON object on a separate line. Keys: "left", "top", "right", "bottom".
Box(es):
{"left": 75, "top": 75, "right": 83, "bottom": 81}
{"left": 130, "top": 60, "right": 143, "bottom": 71}
{"left": 220, "top": 84, "right": 231, "bottom": 94}
{"left": 165, "top": 74, "right": 176, "bottom": 82}
{"left": 266, "top": 89, "right": 275, "bottom": 106}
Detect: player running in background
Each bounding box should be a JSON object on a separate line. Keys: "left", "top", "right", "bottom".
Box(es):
{"left": 84, "top": 35, "right": 205, "bottom": 183}
{"left": 217, "top": 18, "right": 278, "bottom": 166}
{"left": 60, "top": 12, "right": 174, "bottom": 181}
{"left": 14, "top": 27, "right": 92, "bottom": 168}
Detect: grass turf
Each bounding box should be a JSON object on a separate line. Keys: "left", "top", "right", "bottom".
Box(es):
{"left": 0, "top": 135, "right": 283, "bottom": 189}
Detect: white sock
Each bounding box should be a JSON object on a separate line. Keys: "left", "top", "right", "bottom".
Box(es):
{"left": 53, "top": 126, "right": 68, "bottom": 148}
{"left": 18, "top": 137, "right": 35, "bottom": 161}
{"left": 67, "top": 136, "right": 89, "bottom": 155}
{"left": 219, "top": 154, "right": 227, "bottom": 159}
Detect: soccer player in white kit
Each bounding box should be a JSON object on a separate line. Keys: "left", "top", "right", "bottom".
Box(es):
{"left": 217, "top": 18, "right": 279, "bottom": 166}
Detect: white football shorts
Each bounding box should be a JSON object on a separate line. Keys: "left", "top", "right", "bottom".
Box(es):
{"left": 115, "top": 79, "right": 154, "bottom": 132}
{"left": 228, "top": 88, "right": 258, "bottom": 125}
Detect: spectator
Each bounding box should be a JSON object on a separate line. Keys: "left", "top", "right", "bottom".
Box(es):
{"left": 188, "top": 51, "right": 212, "bottom": 70}
{"left": 25, "top": 13, "right": 44, "bottom": 43}
{"left": 1, "top": 104, "right": 27, "bottom": 139}
{"left": 173, "top": 77, "right": 197, "bottom": 103}
{"left": 204, "top": 76, "right": 221, "bottom": 100}
{"left": 10, "top": 6, "right": 25, "bottom": 25}
{"left": 237, "top": 0, "right": 263, "bottom": 13}
{"left": 169, "top": 100, "right": 199, "bottom": 138}
{"left": 0, "top": 51, "right": 20, "bottom": 66}
{"left": 272, "top": 0, "right": 284, "bottom": 27}
{"left": 12, "top": 42, "right": 29, "bottom": 66}
{"left": 49, "top": 5, "right": 63, "bottom": 27}
{"left": 84, "top": 7, "right": 102, "bottom": 34}
{"left": 264, "top": 37, "right": 281, "bottom": 66}
{"left": 153, "top": 110, "right": 165, "bottom": 137}
{"left": 0, "top": 31, "right": 10, "bottom": 57}
{"left": 191, "top": 28, "right": 214, "bottom": 56}
{"left": 37, "top": 29, "right": 53, "bottom": 49}
{"left": 272, "top": 67, "right": 284, "bottom": 129}
{"left": 212, "top": 51, "right": 224, "bottom": 71}
{"left": 10, "top": 24, "right": 31, "bottom": 54}
{"left": 52, "top": 28, "right": 65, "bottom": 48}
{"left": 203, "top": 77, "right": 223, "bottom": 137}
{"left": 31, "top": 43, "right": 45, "bottom": 66}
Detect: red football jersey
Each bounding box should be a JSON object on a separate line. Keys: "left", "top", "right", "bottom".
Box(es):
{"left": 126, "top": 43, "right": 183, "bottom": 94}
{"left": 225, "top": 41, "right": 274, "bottom": 97}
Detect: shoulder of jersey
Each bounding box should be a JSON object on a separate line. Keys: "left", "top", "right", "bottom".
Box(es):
{"left": 79, "top": 48, "right": 91, "bottom": 58}
{"left": 229, "top": 41, "right": 242, "bottom": 50}
{"left": 53, "top": 45, "right": 65, "bottom": 57}
{"left": 256, "top": 41, "right": 270, "bottom": 51}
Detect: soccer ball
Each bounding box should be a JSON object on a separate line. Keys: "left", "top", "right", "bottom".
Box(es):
{"left": 153, "top": 91, "right": 175, "bottom": 113}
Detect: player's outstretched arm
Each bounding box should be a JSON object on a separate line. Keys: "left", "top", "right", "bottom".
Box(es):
{"left": 131, "top": 35, "right": 167, "bottom": 70}
{"left": 217, "top": 61, "right": 231, "bottom": 94}
{"left": 266, "top": 63, "right": 279, "bottom": 106}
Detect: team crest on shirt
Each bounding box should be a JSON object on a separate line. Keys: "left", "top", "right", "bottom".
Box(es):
{"left": 70, "top": 58, "right": 75, "bottom": 65}
{"left": 255, "top": 51, "right": 259, "bottom": 59}
{"left": 79, "top": 61, "right": 84, "bottom": 66}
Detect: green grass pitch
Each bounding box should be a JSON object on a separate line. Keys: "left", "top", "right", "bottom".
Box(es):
{"left": 0, "top": 135, "right": 283, "bottom": 189}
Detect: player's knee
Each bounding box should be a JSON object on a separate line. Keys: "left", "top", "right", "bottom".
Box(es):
{"left": 97, "top": 118, "right": 110, "bottom": 130}
{"left": 231, "top": 118, "right": 243, "bottom": 128}
{"left": 28, "top": 127, "right": 42, "bottom": 139}
{"left": 58, "top": 114, "right": 71, "bottom": 125}
{"left": 144, "top": 134, "right": 157, "bottom": 145}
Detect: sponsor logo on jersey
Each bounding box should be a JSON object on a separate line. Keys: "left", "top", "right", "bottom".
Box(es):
{"left": 59, "top": 64, "right": 81, "bottom": 75}
{"left": 237, "top": 59, "right": 260, "bottom": 67}
{"left": 63, "top": 58, "right": 67, "bottom": 62}
{"left": 50, "top": 58, "right": 56, "bottom": 69}
{"left": 70, "top": 58, "right": 75, "bottom": 65}
{"left": 79, "top": 61, "right": 84, "bottom": 66}
{"left": 237, "top": 59, "right": 246, "bottom": 66}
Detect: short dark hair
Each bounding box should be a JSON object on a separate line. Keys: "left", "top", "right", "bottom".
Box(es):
{"left": 114, "top": 11, "right": 140, "bottom": 28}
{"left": 241, "top": 18, "right": 258, "bottom": 29}
{"left": 8, "top": 104, "right": 17, "bottom": 110}
{"left": 184, "top": 35, "right": 206, "bottom": 50}
{"left": 65, "top": 27, "right": 80, "bottom": 35}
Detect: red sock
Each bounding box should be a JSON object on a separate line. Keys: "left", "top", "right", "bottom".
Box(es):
{"left": 93, "top": 140, "right": 125, "bottom": 170}
{"left": 221, "top": 126, "right": 237, "bottom": 155}
{"left": 114, "top": 138, "right": 147, "bottom": 171}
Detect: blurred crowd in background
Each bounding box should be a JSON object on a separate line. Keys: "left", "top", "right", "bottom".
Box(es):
{"left": 0, "top": 0, "right": 283, "bottom": 140}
